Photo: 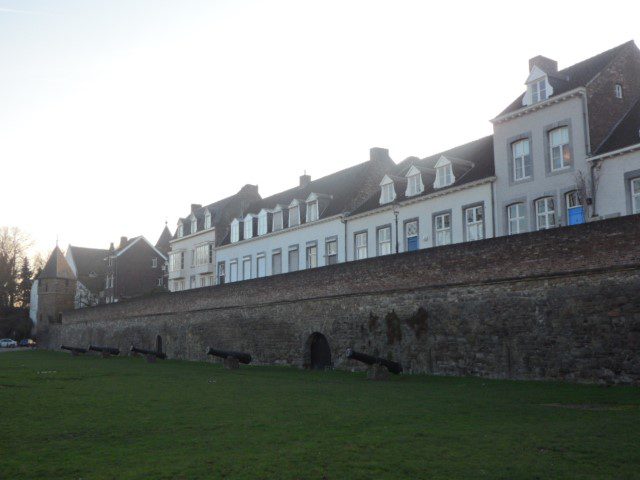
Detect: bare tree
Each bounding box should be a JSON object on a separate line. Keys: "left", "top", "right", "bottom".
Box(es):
{"left": 0, "top": 227, "right": 32, "bottom": 308}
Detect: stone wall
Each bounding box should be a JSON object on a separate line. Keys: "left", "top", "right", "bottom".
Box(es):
{"left": 40, "top": 215, "right": 640, "bottom": 384}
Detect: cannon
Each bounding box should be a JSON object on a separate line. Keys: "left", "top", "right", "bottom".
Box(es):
{"left": 346, "top": 348, "right": 403, "bottom": 375}
{"left": 206, "top": 347, "right": 251, "bottom": 369}
{"left": 130, "top": 344, "right": 166, "bottom": 361}
{"left": 88, "top": 345, "right": 120, "bottom": 357}
{"left": 60, "top": 345, "right": 87, "bottom": 356}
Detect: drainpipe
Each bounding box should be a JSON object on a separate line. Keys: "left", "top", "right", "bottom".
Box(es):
{"left": 341, "top": 213, "right": 348, "bottom": 262}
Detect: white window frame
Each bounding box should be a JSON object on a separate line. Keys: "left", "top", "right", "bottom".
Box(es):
{"left": 272, "top": 208, "right": 283, "bottom": 231}
{"left": 615, "top": 84, "right": 623, "bottom": 99}
{"left": 289, "top": 202, "right": 300, "bottom": 227}
{"left": 242, "top": 257, "right": 251, "bottom": 281}
{"left": 256, "top": 254, "right": 266, "bottom": 278}
{"left": 377, "top": 226, "right": 391, "bottom": 256}
{"left": 355, "top": 232, "right": 368, "bottom": 260}
{"left": 177, "top": 223, "right": 184, "bottom": 238}
{"left": 272, "top": 251, "right": 282, "bottom": 275}
{"left": 306, "top": 201, "right": 319, "bottom": 222}
{"left": 631, "top": 178, "right": 640, "bottom": 214}
{"left": 465, "top": 206, "right": 484, "bottom": 241}
{"left": 549, "top": 127, "right": 570, "bottom": 171}
{"left": 535, "top": 197, "right": 556, "bottom": 230}
{"left": 204, "top": 211, "right": 211, "bottom": 229}
{"left": 230, "top": 219, "right": 240, "bottom": 243}
{"left": 531, "top": 79, "right": 547, "bottom": 103}
{"left": 507, "top": 203, "right": 526, "bottom": 235}
{"left": 379, "top": 176, "right": 396, "bottom": 204}
{"left": 434, "top": 158, "right": 454, "bottom": 188}
{"left": 152, "top": 257, "right": 158, "bottom": 268}
{"left": 512, "top": 139, "right": 530, "bottom": 181}
{"left": 258, "top": 210, "right": 268, "bottom": 235}
{"left": 229, "top": 260, "right": 238, "bottom": 282}
{"left": 244, "top": 215, "right": 253, "bottom": 240}
{"left": 306, "top": 245, "right": 318, "bottom": 269}
{"left": 190, "top": 216, "right": 197, "bottom": 234}
{"left": 434, "top": 213, "right": 451, "bottom": 246}
{"left": 325, "top": 238, "right": 338, "bottom": 265}
{"left": 405, "top": 220, "right": 418, "bottom": 248}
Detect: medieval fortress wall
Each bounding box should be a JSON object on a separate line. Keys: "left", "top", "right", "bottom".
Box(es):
{"left": 40, "top": 215, "right": 640, "bottom": 384}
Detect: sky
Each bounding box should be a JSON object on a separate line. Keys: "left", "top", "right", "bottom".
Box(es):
{"left": 1, "top": 0, "right": 638, "bottom": 257}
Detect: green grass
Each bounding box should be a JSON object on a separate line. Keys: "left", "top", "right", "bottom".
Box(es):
{"left": 1, "top": 351, "right": 639, "bottom": 480}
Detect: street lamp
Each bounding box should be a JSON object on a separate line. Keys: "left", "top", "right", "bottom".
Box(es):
{"left": 392, "top": 203, "right": 400, "bottom": 254}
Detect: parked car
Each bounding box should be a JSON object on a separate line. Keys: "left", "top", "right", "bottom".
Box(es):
{"left": 0, "top": 338, "right": 17, "bottom": 348}
{"left": 19, "top": 339, "right": 36, "bottom": 348}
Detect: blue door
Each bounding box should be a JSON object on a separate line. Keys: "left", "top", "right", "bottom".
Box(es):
{"left": 407, "top": 236, "right": 418, "bottom": 252}
{"left": 568, "top": 206, "right": 584, "bottom": 225}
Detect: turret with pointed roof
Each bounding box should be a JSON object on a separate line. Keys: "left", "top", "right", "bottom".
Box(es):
{"left": 35, "top": 246, "right": 77, "bottom": 331}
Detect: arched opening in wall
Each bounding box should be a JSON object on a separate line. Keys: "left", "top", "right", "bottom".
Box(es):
{"left": 156, "top": 335, "right": 163, "bottom": 353}
{"left": 304, "top": 332, "right": 332, "bottom": 370}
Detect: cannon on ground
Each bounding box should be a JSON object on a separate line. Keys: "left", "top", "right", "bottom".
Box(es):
{"left": 206, "top": 347, "right": 252, "bottom": 369}
{"left": 346, "top": 348, "right": 403, "bottom": 376}
{"left": 60, "top": 345, "right": 87, "bottom": 356}
{"left": 88, "top": 345, "right": 120, "bottom": 357}
{"left": 130, "top": 344, "right": 166, "bottom": 362}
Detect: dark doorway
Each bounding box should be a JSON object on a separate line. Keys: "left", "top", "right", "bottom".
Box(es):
{"left": 307, "top": 332, "right": 331, "bottom": 370}
{"left": 156, "top": 335, "right": 163, "bottom": 353}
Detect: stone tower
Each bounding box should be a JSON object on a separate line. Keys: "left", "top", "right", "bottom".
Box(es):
{"left": 36, "top": 246, "right": 77, "bottom": 331}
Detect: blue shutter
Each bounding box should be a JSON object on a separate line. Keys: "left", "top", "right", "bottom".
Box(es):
{"left": 407, "top": 236, "right": 418, "bottom": 252}
{"left": 568, "top": 207, "right": 584, "bottom": 226}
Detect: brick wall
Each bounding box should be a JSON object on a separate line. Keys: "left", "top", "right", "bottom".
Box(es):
{"left": 40, "top": 215, "right": 640, "bottom": 384}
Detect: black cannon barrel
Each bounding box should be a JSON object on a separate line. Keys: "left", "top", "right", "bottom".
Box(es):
{"left": 206, "top": 347, "right": 252, "bottom": 364}
{"left": 88, "top": 345, "right": 120, "bottom": 355}
{"left": 60, "top": 345, "right": 87, "bottom": 354}
{"left": 130, "top": 344, "right": 167, "bottom": 359}
{"left": 346, "top": 348, "right": 403, "bottom": 374}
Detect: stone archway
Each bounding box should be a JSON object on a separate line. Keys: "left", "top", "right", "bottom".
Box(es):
{"left": 305, "top": 332, "right": 332, "bottom": 370}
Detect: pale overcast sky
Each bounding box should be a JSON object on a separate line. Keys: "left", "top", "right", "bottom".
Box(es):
{"left": 1, "top": 0, "right": 638, "bottom": 255}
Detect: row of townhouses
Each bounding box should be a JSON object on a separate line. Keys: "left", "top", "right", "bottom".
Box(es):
{"left": 167, "top": 40, "right": 640, "bottom": 292}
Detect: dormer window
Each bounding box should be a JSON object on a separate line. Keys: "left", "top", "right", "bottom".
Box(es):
{"left": 230, "top": 219, "right": 240, "bottom": 243}
{"left": 531, "top": 79, "right": 547, "bottom": 103}
{"left": 204, "top": 210, "right": 211, "bottom": 229}
{"left": 244, "top": 215, "right": 254, "bottom": 240}
{"left": 434, "top": 157, "right": 454, "bottom": 188}
{"left": 177, "top": 221, "right": 184, "bottom": 238}
{"left": 306, "top": 194, "right": 319, "bottom": 222}
{"left": 258, "top": 210, "right": 268, "bottom": 235}
{"left": 379, "top": 175, "right": 396, "bottom": 204}
{"left": 523, "top": 66, "right": 554, "bottom": 107}
{"left": 289, "top": 201, "right": 300, "bottom": 227}
{"left": 190, "top": 216, "right": 197, "bottom": 234}
{"left": 272, "top": 207, "right": 283, "bottom": 231}
{"left": 615, "top": 84, "right": 623, "bottom": 99}
{"left": 405, "top": 166, "right": 424, "bottom": 197}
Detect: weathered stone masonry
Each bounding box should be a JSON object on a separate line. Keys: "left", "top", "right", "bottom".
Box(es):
{"left": 40, "top": 215, "right": 640, "bottom": 384}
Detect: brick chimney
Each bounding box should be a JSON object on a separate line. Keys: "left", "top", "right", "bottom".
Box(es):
{"left": 528, "top": 55, "right": 558, "bottom": 74}
{"left": 370, "top": 147, "right": 390, "bottom": 163}
{"left": 299, "top": 173, "right": 311, "bottom": 188}
{"left": 118, "top": 236, "right": 128, "bottom": 249}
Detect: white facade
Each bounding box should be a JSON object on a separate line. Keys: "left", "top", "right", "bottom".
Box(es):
{"left": 590, "top": 148, "right": 640, "bottom": 218}
{"left": 168, "top": 228, "right": 216, "bottom": 291}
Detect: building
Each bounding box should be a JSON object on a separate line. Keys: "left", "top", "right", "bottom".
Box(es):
{"left": 66, "top": 245, "right": 109, "bottom": 307}
{"left": 491, "top": 40, "right": 640, "bottom": 235}
{"left": 214, "top": 147, "right": 394, "bottom": 283}
{"left": 168, "top": 184, "right": 261, "bottom": 291}
{"left": 33, "top": 246, "right": 77, "bottom": 327}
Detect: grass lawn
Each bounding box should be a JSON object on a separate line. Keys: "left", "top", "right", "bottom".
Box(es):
{"left": 1, "top": 350, "right": 639, "bottom": 480}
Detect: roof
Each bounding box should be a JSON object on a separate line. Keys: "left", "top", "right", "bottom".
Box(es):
{"left": 66, "top": 245, "right": 109, "bottom": 295}
{"left": 497, "top": 41, "right": 635, "bottom": 117}
{"left": 155, "top": 226, "right": 172, "bottom": 256}
{"left": 350, "top": 135, "right": 495, "bottom": 216}
{"left": 115, "top": 236, "right": 167, "bottom": 260}
{"left": 39, "top": 246, "right": 76, "bottom": 280}
{"left": 595, "top": 98, "right": 640, "bottom": 155}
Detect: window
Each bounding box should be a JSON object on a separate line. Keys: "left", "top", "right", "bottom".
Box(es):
{"left": 465, "top": 206, "right": 484, "bottom": 241}
{"left": 200, "top": 277, "right": 206, "bottom": 287}
{"left": 355, "top": 232, "right": 368, "bottom": 260}
{"left": 566, "top": 190, "right": 584, "bottom": 226}
{"left": 379, "top": 178, "right": 396, "bottom": 204}
{"left": 377, "top": 226, "right": 392, "bottom": 255}
{"left": 217, "top": 262, "right": 225, "bottom": 284}
{"left": 194, "top": 244, "right": 211, "bottom": 266}
{"left": 633, "top": 178, "right": 640, "bottom": 214}
{"left": 434, "top": 159, "right": 454, "bottom": 188}
{"left": 325, "top": 238, "right": 338, "bottom": 265}
{"left": 405, "top": 220, "right": 418, "bottom": 252}
{"left": 549, "top": 127, "right": 571, "bottom": 171}
{"left": 536, "top": 197, "right": 556, "bottom": 230}
{"left": 512, "top": 139, "right": 531, "bottom": 181}
{"left": 306, "top": 201, "right": 319, "bottom": 222}
{"left": 177, "top": 223, "right": 184, "bottom": 238}
{"left": 157, "top": 277, "right": 163, "bottom": 287}
{"left": 407, "top": 174, "right": 423, "bottom": 196}
{"left": 169, "top": 252, "right": 184, "bottom": 272}
{"left": 531, "top": 79, "right": 547, "bottom": 103}
{"left": 230, "top": 220, "right": 240, "bottom": 243}
{"left": 272, "top": 251, "right": 282, "bottom": 275}
{"left": 229, "top": 261, "right": 238, "bottom": 282}
{"left": 190, "top": 249, "right": 195, "bottom": 267}
{"left": 244, "top": 216, "right": 253, "bottom": 240}
{"left": 258, "top": 211, "right": 268, "bottom": 235}
{"left": 306, "top": 245, "right": 318, "bottom": 268}
{"left": 190, "top": 275, "right": 196, "bottom": 289}
{"left": 152, "top": 257, "right": 158, "bottom": 268}
{"left": 615, "top": 84, "right": 623, "bottom": 99}
{"left": 191, "top": 217, "right": 197, "bottom": 234}
{"left": 208, "top": 244, "right": 214, "bottom": 264}
{"left": 507, "top": 203, "right": 526, "bottom": 235}
{"left": 242, "top": 257, "right": 251, "bottom": 280}
{"left": 289, "top": 204, "right": 300, "bottom": 227}
{"left": 204, "top": 211, "right": 211, "bottom": 229}
{"left": 273, "top": 209, "right": 283, "bottom": 231}
{"left": 288, "top": 246, "right": 299, "bottom": 272}
{"left": 434, "top": 213, "right": 451, "bottom": 246}
{"left": 208, "top": 275, "right": 215, "bottom": 286}
{"left": 257, "top": 254, "right": 266, "bottom": 278}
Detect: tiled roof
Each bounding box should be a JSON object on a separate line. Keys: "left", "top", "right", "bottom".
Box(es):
{"left": 350, "top": 135, "right": 495, "bottom": 216}
{"left": 595, "top": 98, "right": 640, "bottom": 155}
{"left": 39, "top": 246, "right": 75, "bottom": 280}
{"left": 155, "top": 226, "right": 172, "bottom": 256}
{"left": 497, "top": 41, "right": 635, "bottom": 117}
{"left": 67, "top": 245, "right": 108, "bottom": 295}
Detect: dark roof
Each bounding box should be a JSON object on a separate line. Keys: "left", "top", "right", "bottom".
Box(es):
{"left": 67, "top": 245, "right": 108, "bottom": 294}
{"left": 38, "top": 246, "right": 75, "bottom": 280}
{"left": 350, "top": 135, "right": 495, "bottom": 216}
{"left": 155, "top": 226, "right": 172, "bottom": 256}
{"left": 497, "top": 41, "right": 635, "bottom": 117}
{"left": 595, "top": 98, "right": 640, "bottom": 155}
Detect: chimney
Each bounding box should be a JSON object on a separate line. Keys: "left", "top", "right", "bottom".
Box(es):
{"left": 370, "top": 147, "right": 390, "bottom": 163}
{"left": 118, "top": 236, "right": 128, "bottom": 249}
{"left": 299, "top": 173, "right": 311, "bottom": 188}
{"left": 528, "top": 55, "right": 558, "bottom": 74}
{"left": 191, "top": 203, "right": 202, "bottom": 213}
